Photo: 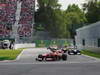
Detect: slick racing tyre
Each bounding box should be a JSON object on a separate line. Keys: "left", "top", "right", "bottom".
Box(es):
{"left": 38, "top": 55, "right": 44, "bottom": 61}
{"left": 62, "top": 54, "right": 67, "bottom": 61}
{"left": 38, "top": 55, "right": 43, "bottom": 58}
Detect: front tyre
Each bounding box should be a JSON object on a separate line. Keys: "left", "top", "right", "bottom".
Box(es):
{"left": 38, "top": 55, "right": 44, "bottom": 61}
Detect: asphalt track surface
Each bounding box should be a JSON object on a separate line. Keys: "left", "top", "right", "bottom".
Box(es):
{"left": 0, "top": 48, "right": 100, "bottom": 75}
{"left": 15, "top": 48, "right": 100, "bottom": 64}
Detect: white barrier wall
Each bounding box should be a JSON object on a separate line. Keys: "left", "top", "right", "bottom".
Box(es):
{"left": 14, "top": 43, "right": 36, "bottom": 49}
{"left": 76, "top": 21, "right": 100, "bottom": 52}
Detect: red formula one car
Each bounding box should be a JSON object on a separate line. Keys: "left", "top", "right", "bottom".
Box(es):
{"left": 36, "top": 50, "right": 67, "bottom": 61}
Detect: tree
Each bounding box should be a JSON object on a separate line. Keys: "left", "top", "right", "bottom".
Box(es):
{"left": 83, "top": 0, "right": 100, "bottom": 23}
{"left": 35, "top": 1, "right": 87, "bottom": 38}
{"left": 66, "top": 4, "right": 82, "bottom": 13}
{"left": 65, "top": 12, "right": 81, "bottom": 38}
{"left": 35, "top": 0, "right": 60, "bottom": 28}
{"left": 35, "top": 0, "right": 70, "bottom": 38}
{"left": 37, "top": 0, "right": 60, "bottom": 9}
{"left": 48, "top": 9, "right": 70, "bottom": 38}
{"left": 65, "top": 4, "right": 87, "bottom": 38}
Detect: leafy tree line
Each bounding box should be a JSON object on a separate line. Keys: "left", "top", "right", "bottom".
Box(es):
{"left": 65, "top": 4, "right": 87, "bottom": 38}
{"left": 35, "top": 0, "right": 87, "bottom": 39}
{"left": 83, "top": 0, "right": 100, "bottom": 23}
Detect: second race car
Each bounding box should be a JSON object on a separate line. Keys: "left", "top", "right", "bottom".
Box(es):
{"left": 68, "top": 49, "right": 81, "bottom": 55}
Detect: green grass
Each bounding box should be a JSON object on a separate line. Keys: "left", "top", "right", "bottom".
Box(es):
{"left": 82, "top": 50, "right": 100, "bottom": 58}
{"left": 0, "top": 49, "right": 23, "bottom": 61}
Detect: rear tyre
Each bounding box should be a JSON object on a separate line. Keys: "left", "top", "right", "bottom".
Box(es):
{"left": 62, "top": 54, "right": 67, "bottom": 61}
